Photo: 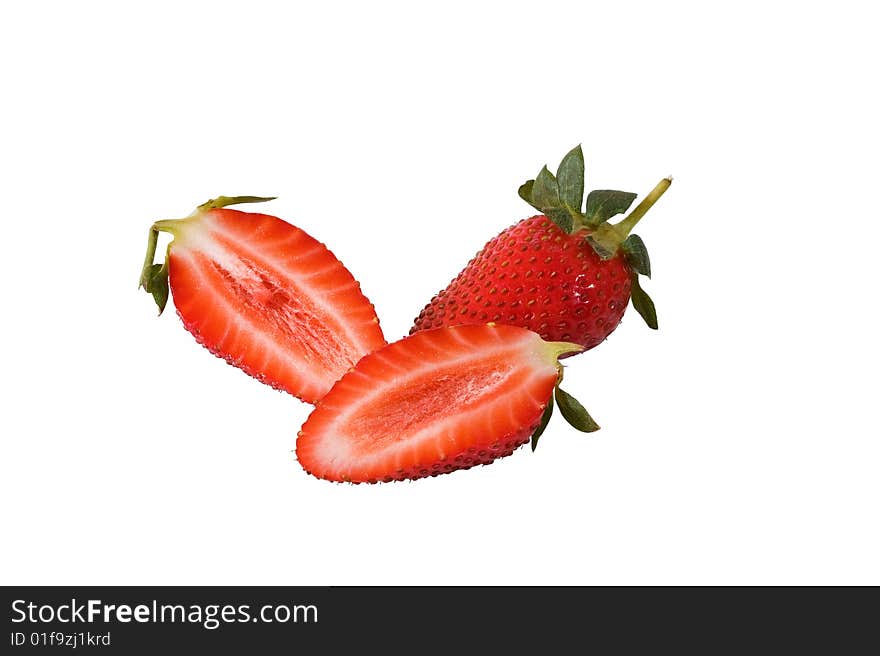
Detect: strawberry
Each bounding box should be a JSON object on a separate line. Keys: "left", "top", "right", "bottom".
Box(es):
{"left": 296, "top": 324, "right": 597, "bottom": 483}
{"left": 412, "top": 146, "right": 671, "bottom": 352}
{"left": 139, "top": 196, "right": 385, "bottom": 403}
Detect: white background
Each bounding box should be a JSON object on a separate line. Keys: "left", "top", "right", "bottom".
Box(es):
{"left": 1, "top": 1, "right": 878, "bottom": 585}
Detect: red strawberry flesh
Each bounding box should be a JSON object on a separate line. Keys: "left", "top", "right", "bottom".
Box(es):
{"left": 141, "top": 198, "right": 385, "bottom": 403}
{"left": 296, "top": 324, "right": 582, "bottom": 483}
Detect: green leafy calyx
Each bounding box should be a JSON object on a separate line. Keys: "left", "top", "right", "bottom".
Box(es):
{"left": 530, "top": 371, "right": 600, "bottom": 452}
{"left": 555, "top": 385, "right": 600, "bottom": 433}
{"left": 629, "top": 274, "right": 658, "bottom": 330}
{"left": 585, "top": 190, "right": 637, "bottom": 227}
{"left": 621, "top": 234, "right": 651, "bottom": 278}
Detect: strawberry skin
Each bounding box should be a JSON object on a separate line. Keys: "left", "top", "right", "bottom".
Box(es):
{"left": 140, "top": 196, "right": 385, "bottom": 403}
{"left": 296, "top": 324, "right": 591, "bottom": 483}
{"left": 412, "top": 146, "right": 670, "bottom": 352}
{"left": 412, "top": 215, "right": 632, "bottom": 351}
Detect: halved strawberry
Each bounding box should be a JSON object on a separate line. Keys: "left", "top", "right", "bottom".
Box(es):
{"left": 139, "top": 196, "right": 385, "bottom": 403}
{"left": 296, "top": 324, "right": 596, "bottom": 483}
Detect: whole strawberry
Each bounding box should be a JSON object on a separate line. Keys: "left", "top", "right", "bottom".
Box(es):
{"left": 411, "top": 146, "right": 670, "bottom": 351}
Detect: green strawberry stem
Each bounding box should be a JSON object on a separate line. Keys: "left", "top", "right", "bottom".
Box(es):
{"left": 545, "top": 340, "right": 585, "bottom": 363}
{"left": 587, "top": 177, "right": 672, "bottom": 258}
{"left": 139, "top": 223, "right": 174, "bottom": 314}
{"left": 611, "top": 177, "right": 672, "bottom": 238}
{"left": 139, "top": 225, "right": 160, "bottom": 289}
{"left": 139, "top": 220, "right": 183, "bottom": 290}
{"left": 198, "top": 195, "right": 276, "bottom": 211}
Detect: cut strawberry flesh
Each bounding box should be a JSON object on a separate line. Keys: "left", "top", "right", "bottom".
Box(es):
{"left": 167, "top": 208, "right": 385, "bottom": 403}
{"left": 296, "top": 324, "right": 576, "bottom": 483}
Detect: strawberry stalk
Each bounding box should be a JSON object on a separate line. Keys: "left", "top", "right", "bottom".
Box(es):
{"left": 139, "top": 224, "right": 171, "bottom": 314}
{"left": 613, "top": 177, "right": 673, "bottom": 236}
{"left": 586, "top": 176, "right": 672, "bottom": 259}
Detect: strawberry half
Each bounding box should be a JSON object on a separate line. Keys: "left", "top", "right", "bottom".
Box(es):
{"left": 296, "top": 324, "right": 597, "bottom": 483}
{"left": 139, "top": 196, "right": 385, "bottom": 403}
{"left": 412, "top": 146, "right": 671, "bottom": 352}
